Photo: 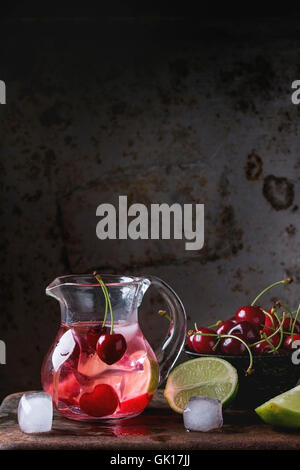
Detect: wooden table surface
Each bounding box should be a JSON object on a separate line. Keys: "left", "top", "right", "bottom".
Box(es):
{"left": 1, "top": 391, "right": 300, "bottom": 450}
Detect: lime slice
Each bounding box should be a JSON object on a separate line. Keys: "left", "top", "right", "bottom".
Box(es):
{"left": 146, "top": 356, "right": 160, "bottom": 393}
{"left": 164, "top": 357, "right": 238, "bottom": 413}
{"left": 255, "top": 385, "right": 300, "bottom": 428}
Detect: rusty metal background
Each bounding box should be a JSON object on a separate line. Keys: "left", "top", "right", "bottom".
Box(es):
{"left": 0, "top": 18, "right": 299, "bottom": 400}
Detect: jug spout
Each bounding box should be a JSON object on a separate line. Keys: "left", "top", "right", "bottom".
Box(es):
{"left": 46, "top": 276, "right": 67, "bottom": 303}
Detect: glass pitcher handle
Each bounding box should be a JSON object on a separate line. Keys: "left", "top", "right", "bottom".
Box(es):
{"left": 148, "top": 276, "right": 187, "bottom": 385}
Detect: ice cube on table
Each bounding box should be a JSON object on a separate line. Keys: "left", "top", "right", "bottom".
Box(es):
{"left": 18, "top": 392, "right": 53, "bottom": 434}
{"left": 183, "top": 396, "right": 223, "bottom": 432}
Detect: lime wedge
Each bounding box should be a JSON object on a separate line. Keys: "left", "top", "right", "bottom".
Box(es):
{"left": 255, "top": 385, "right": 300, "bottom": 428}
{"left": 164, "top": 357, "right": 238, "bottom": 413}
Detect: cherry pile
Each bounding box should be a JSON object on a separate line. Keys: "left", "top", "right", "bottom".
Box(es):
{"left": 187, "top": 278, "right": 300, "bottom": 374}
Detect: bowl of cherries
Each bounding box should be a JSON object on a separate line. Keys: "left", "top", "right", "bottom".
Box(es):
{"left": 185, "top": 278, "right": 300, "bottom": 408}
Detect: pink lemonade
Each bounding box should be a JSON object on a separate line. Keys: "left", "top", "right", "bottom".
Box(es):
{"left": 41, "top": 321, "right": 159, "bottom": 421}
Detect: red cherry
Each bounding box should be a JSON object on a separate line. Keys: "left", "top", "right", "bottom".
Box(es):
{"left": 284, "top": 334, "right": 300, "bottom": 350}
{"left": 220, "top": 333, "right": 246, "bottom": 355}
{"left": 191, "top": 327, "right": 217, "bottom": 354}
{"left": 119, "top": 393, "right": 151, "bottom": 414}
{"left": 96, "top": 333, "right": 127, "bottom": 365}
{"left": 236, "top": 305, "right": 265, "bottom": 328}
{"left": 228, "top": 321, "right": 260, "bottom": 344}
{"left": 79, "top": 384, "right": 119, "bottom": 417}
{"left": 216, "top": 320, "right": 236, "bottom": 336}
{"left": 282, "top": 318, "right": 300, "bottom": 335}
{"left": 264, "top": 314, "right": 300, "bottom": 337}
{"left": 253, "top": 341, "right": 274, "bottom": 355}
{"left": 228, "top": 316, "right": 237, "bottom": 324}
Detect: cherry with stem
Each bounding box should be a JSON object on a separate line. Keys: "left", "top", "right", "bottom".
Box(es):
{"left": 189, "top": 327, "right": 217, "bottom": 354}
{"left": 93, "top": 271, "right": 127, "bottom": 365}
{"left": 262, "top": 305, "right": 300, "bottom": 336}
{"left": 188, "top": 330, "right": 254, "bottom": 375}
{"left": 235, "top": 278, "right": 292, "bottom": 328}
{"left": 250, "top": 310, "right": 285, "bottom": 350}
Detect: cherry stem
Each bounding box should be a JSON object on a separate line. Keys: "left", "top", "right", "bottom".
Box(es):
{"left": 220, "top": 334, "right": 254, "bottom": 375}
{"left": 272, "top": 312, "right": 285, "bottom": 352}
{"left": 261, "top": 332, "right": 277, "bottom": 353}
{"left": 93, "top": 272, "right": 114, "bottom": 334}
{"left": 158, "top": 310, "right": 171, "bottom": 321}
{"left": 250, "top": 278, "right": 293, "bottom": 306}
{"left": 262, "top": 325, "right": 292, "bottom": 335}
{"left": 276, "top": 301, "right": 293, "bottom": 319}
{"left": 192, "top": 331, "right": 253, "bottom": 375}
{"left": 93, "top": 272, "right": 108, "bottom": 325}
{"left": 212, "top": 338, "right": 220, "bottom": 351}
{"left": 291, "top": 303, "right": 300, "bottom": 341}
{"left": 207, "top": 320, "right": 222, "bottom": 329}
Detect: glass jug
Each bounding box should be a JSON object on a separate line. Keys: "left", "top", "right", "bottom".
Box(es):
{"left": 41, "top": 274, "right": 186, "bottom": 421}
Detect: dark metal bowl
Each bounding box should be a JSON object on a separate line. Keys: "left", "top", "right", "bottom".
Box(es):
{"left": 184, "top": 348, "right": 300, "bottom": 409}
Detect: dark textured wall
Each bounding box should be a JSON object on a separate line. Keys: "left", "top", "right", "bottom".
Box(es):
{"left": 1, "top": 18, "right": 300, "bottom": 400}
